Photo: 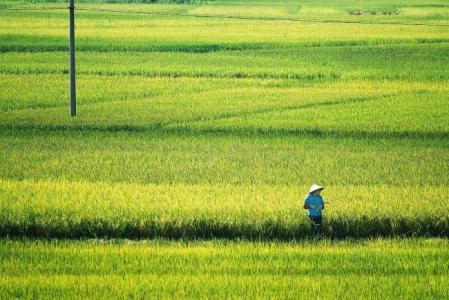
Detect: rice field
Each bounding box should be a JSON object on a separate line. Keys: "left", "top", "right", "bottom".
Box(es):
{"left": 1, "top": 0, "right": 449, "bottom": 297}
{"left": 1, "top": 239, "right": 449, "bottom": 299}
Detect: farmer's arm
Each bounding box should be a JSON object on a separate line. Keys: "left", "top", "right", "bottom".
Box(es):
{"left": 303, "top": 197, "right": 310, "bottom": 209}
{"left": 321, "top": 198, "right": 325, "bottom": 210}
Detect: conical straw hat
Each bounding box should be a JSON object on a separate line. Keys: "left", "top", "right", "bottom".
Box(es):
{"left": 309, "top": 184, "right": 324, "bottom": 194}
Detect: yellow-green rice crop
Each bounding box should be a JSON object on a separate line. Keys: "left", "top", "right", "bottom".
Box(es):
{"left": 0, "top": 238, "right": 448, "bottom": 299}
{"left": 1, "top": 179, "right": 448, "bottom": 239}
{"left": 1, "top": 0, "right": 449, "bottom": 297}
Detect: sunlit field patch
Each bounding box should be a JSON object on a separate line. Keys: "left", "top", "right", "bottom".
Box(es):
{"left": 1, "top": 179, "right": 448, "bottom": 238}
{"left": 0, "top": 238, "right": 448, "bottom": 298}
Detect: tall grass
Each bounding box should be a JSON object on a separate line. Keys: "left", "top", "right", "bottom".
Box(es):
{"left": 0, "top": 0, "right": 448, "bottom": 240}
{"left": 1, "top": 179, "right": 448, "bottom": 239}
{"left": 1, "top": 131, "right": 448, "bottom": 185}
{"left": 1, "top": 238, "right": 448, "bottom": 298}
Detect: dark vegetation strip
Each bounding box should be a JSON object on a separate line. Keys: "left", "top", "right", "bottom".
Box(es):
{"left": 0, "top": 39, "right": 268, "bottom": 53}
{"left": 1, "top": 123, "right": 448, "bottom": 141}
{"left": 1, "top": 7, "right": 66, "bottom": 11}
{"left": 0, "top": 69, "right": 340, "bottom": 80}
{"left": 1, "top": 34, "right": 449, "bottom": 53}
{"left": 165, "top": 127, "right": 449, "bottom": 140}
{"left": 0, "top": 215, "right": 447, "bottom": 240}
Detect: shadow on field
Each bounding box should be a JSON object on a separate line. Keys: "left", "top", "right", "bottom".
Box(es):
{"left": 1, "top": 215, "right": 447, "bottom": 240}
{"left": 3, "top": 34, "right": 449, "bottom": 53}
{"left": 1, "top": 123, "right": 448, "bottom": 141}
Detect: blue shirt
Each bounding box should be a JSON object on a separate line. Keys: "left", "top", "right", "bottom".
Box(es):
{"left": 304, "top": 194, "right": 324, "bottom": 217}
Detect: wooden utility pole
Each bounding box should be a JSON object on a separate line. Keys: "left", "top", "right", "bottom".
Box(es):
{"left": 69, "top": 0, "right": 76, "bottom": 116}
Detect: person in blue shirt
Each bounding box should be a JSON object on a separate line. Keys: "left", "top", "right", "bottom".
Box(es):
{"left": 303, "top": 184, "right": 325, "bottom": 236}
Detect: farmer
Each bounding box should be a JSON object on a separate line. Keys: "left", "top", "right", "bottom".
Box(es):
{"left": 303, "top": 184, "right": 325, "bottom": 236}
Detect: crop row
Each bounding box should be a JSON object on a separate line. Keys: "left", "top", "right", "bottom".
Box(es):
{"left": 2, "top": 42, "right": 448, "bottom": 80}
{"left": 1, "top": 238, "right": 449, "bottom": 298}
{"left": 2, "top": 6, "right": 449, "bottom": 48}
{"left": 2, "top": 130, "right": 448, "bottom": 186}
{"left": 1, "top": 73, "right": 447, "bottom": 137}
{"left": 1, "top": 179, "right": 448, "bottom": 239}
{"left": 178, "top": 91, "right": 449, "bottom": 137}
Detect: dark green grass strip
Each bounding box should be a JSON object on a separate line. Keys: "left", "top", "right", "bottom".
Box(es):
{"left": 2, "top": 34, "right": 449, "bottom": 53}
{"left": 0, "top": 34, "right": 267, "bottom": 53}
{"left": 1, "top": 215, "right": 447, "bottom": 240}
{"left": 1, "top": 123, "right": 448, "bottom": 140}
{"left": 0, "top": 69, "right": 339, "bottom": 80}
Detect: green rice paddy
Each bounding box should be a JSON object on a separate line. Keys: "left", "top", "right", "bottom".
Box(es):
{"left": 1, "top": 0, "right": 448, "bottom": 297}
{"left": 1, "top": 238, "right": 449, "bottom": 299}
